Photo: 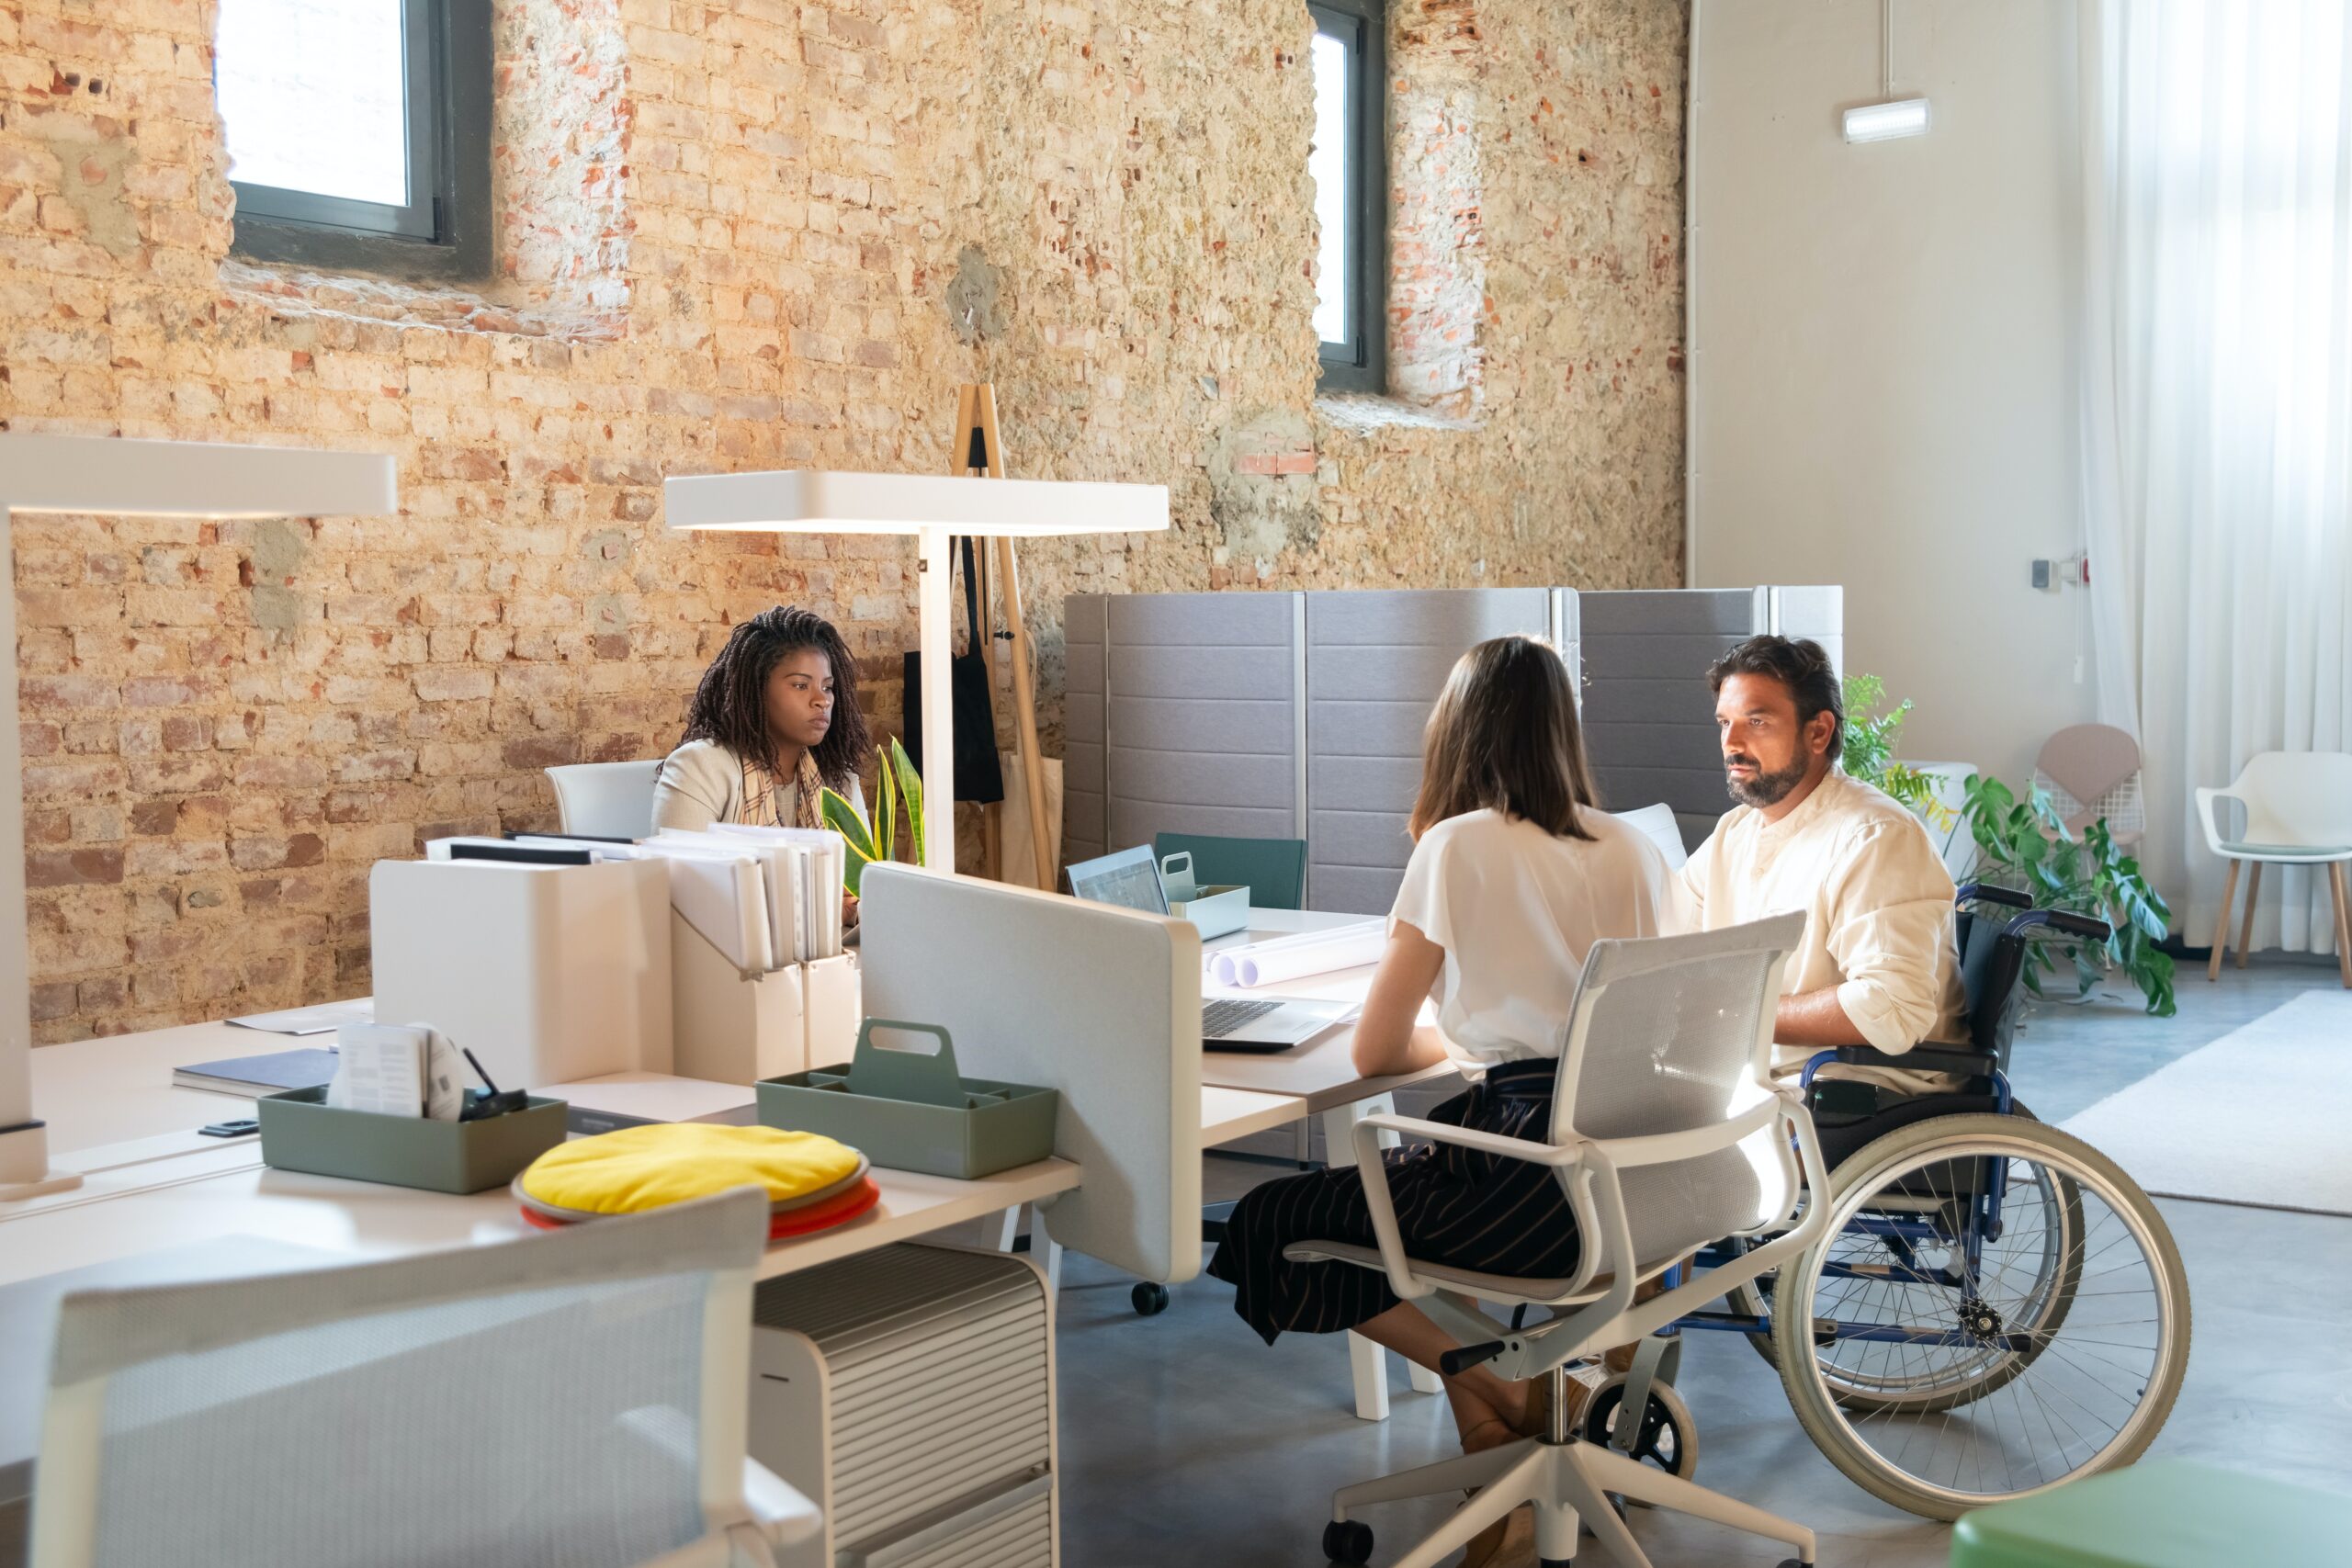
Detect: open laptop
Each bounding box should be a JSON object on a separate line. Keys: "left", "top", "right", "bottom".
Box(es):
{"left": 1066, "top": 845, "right": 1354, "bottom": 1053}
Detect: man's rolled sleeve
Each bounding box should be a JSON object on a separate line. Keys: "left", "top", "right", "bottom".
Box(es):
{"left": 1824, "top": 824, "right": 1958, "bottom": 1054}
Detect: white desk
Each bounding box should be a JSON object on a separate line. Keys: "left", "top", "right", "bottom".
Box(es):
{"left": 1, "top": 1019, "right": 1095, "bottom": 1517}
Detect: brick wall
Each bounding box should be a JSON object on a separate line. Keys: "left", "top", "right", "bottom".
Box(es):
{"left": 1, "top": 0, "right": 1687, "bottom": 1041}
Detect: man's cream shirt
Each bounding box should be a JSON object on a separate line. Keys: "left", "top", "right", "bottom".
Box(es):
{"left": 1674, "top": 770, "right": 1967, "bottom": 1096}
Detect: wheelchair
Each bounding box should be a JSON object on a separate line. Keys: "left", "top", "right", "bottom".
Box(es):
{"left": 1562, "top": 886, "right": 2192, "bottom": 1523}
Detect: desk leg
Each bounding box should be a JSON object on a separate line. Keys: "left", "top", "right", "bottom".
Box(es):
{"left": 1326, "top": 1096, "right": 1444, "bottom": 1416}
{"left": 995, "top": 1205, "right": 1021, "bottom": 1252}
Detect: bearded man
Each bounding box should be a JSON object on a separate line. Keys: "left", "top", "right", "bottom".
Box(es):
{"left": 1675, "top": 636, "right": 1966, "bottom": 1097}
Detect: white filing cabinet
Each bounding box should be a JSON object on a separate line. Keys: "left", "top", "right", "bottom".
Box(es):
{"left": 751, "top": 1243, "right": 1057, "bottom": 1568}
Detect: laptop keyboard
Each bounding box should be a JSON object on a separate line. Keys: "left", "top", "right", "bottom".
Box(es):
{"left": 1203, "top": 998, "right": 1283, "bottom": 1038}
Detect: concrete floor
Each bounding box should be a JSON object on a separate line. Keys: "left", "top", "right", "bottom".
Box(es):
{"left": 1057, "top": 959, "right": 2352, "bottom": 1567}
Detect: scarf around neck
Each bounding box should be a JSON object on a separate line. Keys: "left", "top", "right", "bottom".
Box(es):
{"left": 741, "top": 748, "right": 828, "bottom": 830}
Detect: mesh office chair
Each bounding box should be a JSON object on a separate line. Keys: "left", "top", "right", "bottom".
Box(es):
{"left": 1287, "top": 915, "right": 1830, "bottom": 1568}
{"left": 31, "top": 1189, "right": 818, "bottom": 1568}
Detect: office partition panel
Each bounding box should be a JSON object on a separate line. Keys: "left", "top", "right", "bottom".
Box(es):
{"left": 1577, "top": 587, "right": 1845, "bottom": 851}
{"left": 1063, "top": 591, "right": 1300, "bottom": 873}
{"left": 1305, "top": 589, "right": 1555, "bottom": 913}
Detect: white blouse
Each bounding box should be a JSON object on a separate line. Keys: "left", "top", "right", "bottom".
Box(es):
{"left": 1389, "top": 807, "right": 1672, "bottom": 1065}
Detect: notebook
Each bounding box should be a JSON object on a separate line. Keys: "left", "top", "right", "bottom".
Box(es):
{"left": 172, "top": 1047, "right": 341, "bottom": 1098}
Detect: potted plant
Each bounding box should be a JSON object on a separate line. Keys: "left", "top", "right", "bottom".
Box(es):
{"left": 1960, "top": 776, "right": 2177, "bottom": 1017}
{"left": 1841, "top": 675, "right": 2176, "bottom": 1017}
{"left": 820, "top": 737, "right": 926, "bottom": 895}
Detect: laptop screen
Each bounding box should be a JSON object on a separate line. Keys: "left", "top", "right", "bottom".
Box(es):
{"left": 1065, "top": 844, "right": 1169, "bottom": 916}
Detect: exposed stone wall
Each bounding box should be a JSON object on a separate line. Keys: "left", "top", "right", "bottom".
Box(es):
{"left": 1, "top": 0, "right": 1687, "bottom": 1041}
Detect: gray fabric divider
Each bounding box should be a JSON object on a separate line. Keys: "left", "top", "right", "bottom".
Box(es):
{"left": 1305, "top": 589, "right": 1549, "bottom": 912}
{"left": 1066, "top": 590, "right": 1300, "bottom": 876}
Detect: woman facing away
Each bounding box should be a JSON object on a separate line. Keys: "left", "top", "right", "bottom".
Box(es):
{"left": 1205, "top": 635, "right": 1672, "bottom": 1568}
{"left": 652, "top": 605, "right": 873, "bottom": 919}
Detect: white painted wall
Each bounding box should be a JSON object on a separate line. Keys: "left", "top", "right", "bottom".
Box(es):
{"left": 1689, "top": 0, "right": 2096, "bottom": 791}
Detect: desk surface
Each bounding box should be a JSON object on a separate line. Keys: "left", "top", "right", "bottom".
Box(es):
{"left": 1198, "top": 909, "right": 1459, "bottom": 1111}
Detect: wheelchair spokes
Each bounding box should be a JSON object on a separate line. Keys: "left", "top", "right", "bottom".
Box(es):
{"left": 1773, "top": 1117, "right": 2189, "bottom": 1520}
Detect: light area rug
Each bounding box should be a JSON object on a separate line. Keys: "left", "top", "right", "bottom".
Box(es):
{"left": 2061, "top": 989, "right": 2352, "bottom": 1218}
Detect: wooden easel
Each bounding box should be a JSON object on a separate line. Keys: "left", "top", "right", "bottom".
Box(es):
{"left": 953, "top": 384, "right": 1053, "bottom": 890}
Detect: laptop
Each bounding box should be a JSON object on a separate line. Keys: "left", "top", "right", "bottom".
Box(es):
{"left": 1065, "top": 845, "right": 1355, "bottom": 1053}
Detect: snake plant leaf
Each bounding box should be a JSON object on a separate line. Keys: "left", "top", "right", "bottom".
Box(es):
{"left": 888, "top": 736, "right": 925, "bottom": 866}
{"left": 820, "top": 786, "right": 879, "bottom": 897}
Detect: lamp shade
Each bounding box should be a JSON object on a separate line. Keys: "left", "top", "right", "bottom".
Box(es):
{"left": 1, "top": 434, "right": 397, "bottom": 518}
{"left": 662, "top": 469, "right": 1170, "bottom": 537}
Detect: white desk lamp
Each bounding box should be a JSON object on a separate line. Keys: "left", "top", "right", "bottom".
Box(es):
{"left": 663, "top": 426, "right": 1169, "bottom": 876}
{"left": 0, "top": 434, "right": 398, "bottom": 1200}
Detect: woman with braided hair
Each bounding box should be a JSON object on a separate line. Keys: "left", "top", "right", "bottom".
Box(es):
{"left": 653, "top": 605, "right": 873, "bottom": 921}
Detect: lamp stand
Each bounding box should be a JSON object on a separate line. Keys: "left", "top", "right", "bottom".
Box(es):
{"left": 953, "top": 386, "right": 1054, "bottom": 891}
{"left": 0, "top": 500, "right": 80, "bottom": 1198}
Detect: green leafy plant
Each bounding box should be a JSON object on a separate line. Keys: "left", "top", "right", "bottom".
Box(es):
{"left": 1961, "top": 775, "right": 2177, "bottom": 1017}
{"left": 820, "top": 737, "right": 927, "bottom": 895}
{"left": 1841, "top": 673, "right": 1954, "bottom": 829}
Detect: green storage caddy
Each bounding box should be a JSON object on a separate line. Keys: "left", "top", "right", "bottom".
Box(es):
{"left": 257, "top": 1086, "right": 570, "bottom": 1195}
{"left": 1950, "top": 1460, "right": 2351, "bottom": 1568}
{"left": 758, "top": 1019, "right": 1058, "bottom": 1180}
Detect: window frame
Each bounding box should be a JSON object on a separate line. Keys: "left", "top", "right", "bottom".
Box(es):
{"left": 225, "top": 0, "right": 492, "bottom": 281}
{"left": 1310, "top": 0, "right": 1388, "bottom": 395}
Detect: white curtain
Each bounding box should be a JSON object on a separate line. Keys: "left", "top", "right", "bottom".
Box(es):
{"left": 2079, "top": 0, "right": 2352, "bottom": 955}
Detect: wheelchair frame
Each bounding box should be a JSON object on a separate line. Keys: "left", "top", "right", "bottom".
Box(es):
{"left": 1569, "top": 888, "right": 2188, "bottom": 1520}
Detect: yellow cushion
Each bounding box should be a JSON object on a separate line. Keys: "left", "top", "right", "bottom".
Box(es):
{"left": 519, "top": 1123, "right": 863, "bottom": 1217}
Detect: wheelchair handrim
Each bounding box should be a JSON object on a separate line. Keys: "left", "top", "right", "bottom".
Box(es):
{"left": 1787, "top": 1125, "right": 2186, "bottom": 1514}
{"left": 1814, "top": 1164, "right": 2079, "bottom": 1404}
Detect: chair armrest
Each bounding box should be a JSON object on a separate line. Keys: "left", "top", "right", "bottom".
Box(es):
{"left": 2007, "top": 908, "right": 2112, "bottom": 942}
{"left": 1826, "top": 1043, "right": 1999, "bottom": 1079}
{"left": 1344, "top": 1114, "right": 1594, "bottom": 1307}
{"left": 2195, "top": 787, "right": 2238, "bottom": 857}
{"left": 742, "top": 1459, "right": 824, "bottom": 1549}
{"left": 1351, "top": 1111, "right": 1588, "bottom": 1167}
{"left": 1955, "top": 883, "right": 2032, "bottom": 910}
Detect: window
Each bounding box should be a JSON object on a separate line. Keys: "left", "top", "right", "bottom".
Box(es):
{"left": 216, "top": 0, "right": 490, "bottom": 278}
{"left": 1310, "top": 0, "right": 1387, "bottom": 393}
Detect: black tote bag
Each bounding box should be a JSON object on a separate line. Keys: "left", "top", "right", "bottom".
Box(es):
{"left": 900, "top": 535, "right": 1006, "bottom": 804}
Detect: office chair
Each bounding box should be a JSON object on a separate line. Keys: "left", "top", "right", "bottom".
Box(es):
{"left": 548, "top": 757, "right": 665, "bottom": 839}
{"left": 1286, "top": 914, "right": 1830, "bottom": 1568}
{"left": 30, "top": 1189, "right": 819, "bottom": 1568}
{"left": 1151, "top": 831, "right": 1308, "bottom": 910}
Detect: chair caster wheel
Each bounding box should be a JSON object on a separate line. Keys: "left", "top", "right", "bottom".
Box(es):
{"left": 1322, "top": 1518, "right": 1374, "bottom": 1563}
{"left": 1130, "top": 1281, "right": 1170, "bottom": 1316}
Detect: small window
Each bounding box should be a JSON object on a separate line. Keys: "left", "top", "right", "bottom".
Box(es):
{"left": 1310, "top": 0, "right": 1387, "bottom": 394}
{"left": 216, "top": 0, "right": 489, "bottom": 278}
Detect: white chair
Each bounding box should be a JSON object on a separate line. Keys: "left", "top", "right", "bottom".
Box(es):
{"left": 1607, "top": 802, "right": 1689, "bottom": 872}
{"left": 2033, "top": 724, "right": 2146, "bottom": 847}
{"left": 548, "top": 758, "right": 664, "bottom": 839}
{"left": 30, "top": 1189, "right": 820, "bottom": 1568}
{"left": 2196, "top": 750, "right": 2352, "bottom": 987}
{"left": 1290, "top": 914, "right": 1828, "bottom": 1568}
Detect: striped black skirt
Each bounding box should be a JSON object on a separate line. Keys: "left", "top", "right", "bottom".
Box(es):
{"left": 1208, "top": 1060, "right": 1582, "bottom": 1346}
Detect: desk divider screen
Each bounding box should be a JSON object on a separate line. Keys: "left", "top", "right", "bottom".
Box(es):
{"left": 1065, "top": 586, "right": 1841, "bottom": 913}
{"left": 857, "top": 864, "right": 1203, "bottom": 1284}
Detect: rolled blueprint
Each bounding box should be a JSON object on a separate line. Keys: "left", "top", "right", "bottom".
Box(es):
{"left": 1209, "top": 920, "right": 1386, "bottom": 987}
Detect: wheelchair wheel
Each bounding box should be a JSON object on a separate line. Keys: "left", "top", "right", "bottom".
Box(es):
{"left": 1772, "top": 1115, "right": 2188, "bottom": 1521}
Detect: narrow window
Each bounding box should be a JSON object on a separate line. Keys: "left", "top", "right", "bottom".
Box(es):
{"left": 216, "top": 0, "right": 490, "bottom": 278}
{"left": 1310, "top": 0, "right": 1388, "bottom": 393}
